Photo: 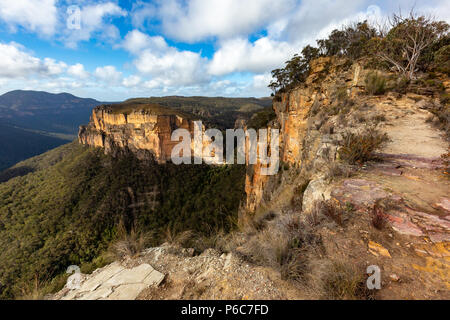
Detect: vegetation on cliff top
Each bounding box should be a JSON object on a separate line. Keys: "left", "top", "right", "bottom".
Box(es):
{"left": 112, "top": 96, "right": 272, "bottom": 129}
{"left": 269, "top": 12, "right": 449, "bottom": 94}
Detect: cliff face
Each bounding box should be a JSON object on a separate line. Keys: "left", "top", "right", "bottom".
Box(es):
{"left": 244, "top": 57, "right": 369, "bottom": 212}
{"left": 78, "top": 105, "right": 201, "bottom": 162}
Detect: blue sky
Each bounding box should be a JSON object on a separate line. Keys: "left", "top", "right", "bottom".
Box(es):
{"left": 0, "top": 0, "right": 448, "bottom": 101}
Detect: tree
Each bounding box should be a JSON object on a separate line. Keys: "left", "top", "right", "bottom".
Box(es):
{"left": 268, "top": 47, "right": 319, "bottom": 94}
{"left": 373, "top": 12, "right": 449, "bottom": 79}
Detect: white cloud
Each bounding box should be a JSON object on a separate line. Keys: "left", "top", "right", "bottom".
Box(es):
{"left": 0, "top": 42, "right": 42, "bottom": 77}
{"left": 63, "top": 2, "right": 127, "bottom": 48}
{"left": 135, "top": 48, "right": 207, "bottom": 87}
{"left": 130, "top": 1, "right": 156, "bottom": 29}
{"left": 0, "top": 42, "right": 66, "bottom": 78}
{"left": 155, "top": 0, "right": 296, "bottom": 42}
{"left": 208, "top": 37, "right": 296, "bottom": 76}
{"left": 122, "top": 29, "right": 167, "bottom": 54}
{"left": 122, "top": 75, "right": 141, "bottom": 87}
{"left": 43, "top": 58, "right": 67, "bottom": 75}
{"left": 122, "top": 30, "right": 208, "bottom": 88}
{"left": 94, "top": 65, "right": 122, "bottom": 84}
{"left": 67, "top": 63, "right": 90, "bottom": 79}
{"left": 0, "top": 0, "right": 57, "bottom": 36}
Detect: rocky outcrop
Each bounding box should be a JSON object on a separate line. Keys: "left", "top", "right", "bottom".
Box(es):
{"left": 55, "top": 262, "right": 165, "bottom": 300}
{"left": 79, "top": 105, "right": 202, "bottom": 163}
{"left": 54, "top": 243, "right": 288, "bottom": 300}
{"left": 244, "top": 57, "right": 368, "bottom": 212}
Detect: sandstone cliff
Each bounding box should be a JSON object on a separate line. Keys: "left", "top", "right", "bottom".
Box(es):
{"left": 244, "top": 56, "right": 368, "bottom": 211}
{"left": 78, "top": 104, "right": 202, "bottom": 163}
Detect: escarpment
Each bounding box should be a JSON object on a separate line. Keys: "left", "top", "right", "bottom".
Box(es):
{"left": 244, "top": 57, "right": 367, "bottom": 211}
{"left": 78, "top": 104, "right": 202, "bottom": 163}
{"left": 243, "top": 56, "right": 449, "bottom": 213}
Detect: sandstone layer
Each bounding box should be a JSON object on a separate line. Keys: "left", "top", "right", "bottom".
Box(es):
{"left": 79, "top": 104, "right": 202, "bottom": 163}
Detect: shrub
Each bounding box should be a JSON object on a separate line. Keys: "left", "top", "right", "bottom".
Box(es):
{"left": 312, "top": 200, "right": 345, "bottom": 226}
{"left": 239, "top": 214, "right": 322, "bottom": 284}
{"left": 426, "top": 102, "right": 449, "bottom": 140}
{"left": 336, "top": 87, "right": 348, "bottom": 101}
{"left": 321, "top": 261, "right": 374, "bottom": 300}
{"left": 371, "top": 204, "right": 386, "bottom": 230}
{"left": 339, "top": 128, "right": 390, "bottom": 164}
{"left": 163, "top": 226, "right": 193, "bottom": 247}
{"left": 365, "top": 72, "right": 387, "bottom": 95}
{"left": 109, "top": 221, "right": 152, "bottom": 260}
{"left": 434, "top": 44, "right": 450, "bottom": 75}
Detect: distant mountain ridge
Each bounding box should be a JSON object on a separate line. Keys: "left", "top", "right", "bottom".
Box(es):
{"left": 0, "top": 90, "right": 102, "bottom": 134}
{"left": 0, "top": 90, "right": 102, "bottom": 170}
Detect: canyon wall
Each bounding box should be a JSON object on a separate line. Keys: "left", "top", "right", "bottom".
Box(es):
{"left": 78, "top": 105, "right": 202, "bottom": 163}
{"left": 244, "top": 57, "right": 370, "bottom": 212}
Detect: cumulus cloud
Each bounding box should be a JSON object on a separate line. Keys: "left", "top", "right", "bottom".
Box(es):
{"left": 122, "top": 75, "right": 141, "bottom": 87}
{"left": 63, "top": 2, "right": 127, "bottom": 48}
{"left": 208, "top": 37, "right": 297, "bottom": 76}
{"left": 152, "top": 0, "right": 296, "bottom": 42}
{"left": 94, "top": 65, "right": 122, "bottom": 84}
{"left": 0, "top": 0, "right": 58, "bottom": 36}
{"left": 0, "top": 42, "right": 66, "bottom": 78}
{"left": 122, "top": 29, "right": 167, "bottom": 54}
{"left": 43, "top": 58, "right": 67, "bottom": 75}
{"left": 122, "top": 30, "right": 208, "bottom": 88}
{"left": 130, "top": 1, "right": 156, "bottom": 29}
{"left": 67, "top": 63, "right": 90, "bottom": 79}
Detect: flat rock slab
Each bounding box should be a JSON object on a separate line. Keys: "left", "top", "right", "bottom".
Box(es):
{"left": 107, "top": 283, "right": 148, "bottom": 300}
{"left": 78, "top": 286, "right": 113, "bottom": 300}
{"left": 331, "top": 179, "right": 391, "bottom": 208}
{"left": 375, "top": 153, "right": 444, "bottom": 170}
{"left": 61, "top": 263, "right": 165, "bottom": 300}
{"left": 105, "top": 264, "right": 157, "bottom": 286}
{"left": 78, "top": 262, "right": 124, "bottom": 292}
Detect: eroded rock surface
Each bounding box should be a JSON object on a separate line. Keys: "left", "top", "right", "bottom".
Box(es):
{"left": 54, "top": 262, "right": 164, "bottom": 300}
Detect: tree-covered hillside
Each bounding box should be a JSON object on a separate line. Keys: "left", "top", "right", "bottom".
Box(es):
{"left": 0, "top": 142, "right": 245, "bottom": 299}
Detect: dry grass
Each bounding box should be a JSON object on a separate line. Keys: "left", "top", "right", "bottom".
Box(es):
{"left": 17, "top": 274, "right": 47, "bottom": 300}
{"left": 237, "top": 213, "right": 323, "bottom": 284}
{"left": 109, "top": 221, "right": 153, "bottom": 260}
{"left": 320, "top": 261, "right": 375, "bottom": 300}
{"left": 325, "top": 161, "right": 354, "bottom": 181}
{"left": 163, "top": 226, "right": 193, "bottom": 247}
{"left": 365, "top": 72, "right": 387, "bottom": 95}
{"left": 312, "top": 200, "right": 343, "bottom": 226}
{"left": 339, "top": 127, "right": 390, "bottom": 164}
{"left": 371, "top": 203, "right": 387, "bottom": 230}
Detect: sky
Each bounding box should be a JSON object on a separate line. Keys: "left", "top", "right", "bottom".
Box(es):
{"left": 0, "top": 0, "right": 449, "bottom": 101}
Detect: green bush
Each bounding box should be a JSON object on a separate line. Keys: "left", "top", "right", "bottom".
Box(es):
{"left": 365, "top": 72, "right": 387, "bottom": 95}
{"left": 434, "top": 44, "right": 450, "bottom": 75}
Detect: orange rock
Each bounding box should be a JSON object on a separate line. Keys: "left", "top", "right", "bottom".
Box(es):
{"left": 368, "top": 240, "right": 392, "bottom": 258}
